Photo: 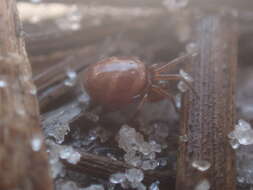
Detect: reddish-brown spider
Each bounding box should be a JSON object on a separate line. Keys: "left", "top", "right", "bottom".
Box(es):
{"left": 83, "top": 54, "right": 196, "bottom": 112}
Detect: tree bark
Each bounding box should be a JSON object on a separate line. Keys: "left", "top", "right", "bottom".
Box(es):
{"left": 176, "top": 14, "right": 237, "bottom": 190}
{"left": 0, "top": 0, "right": 53, "bottom": 189}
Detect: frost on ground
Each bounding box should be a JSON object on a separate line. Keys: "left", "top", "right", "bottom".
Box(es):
{"left": 228, "top": 119, "right": 253, "bottom": 146}
{"left": 46, "top": 140, "right": 81, "bottom": 178}
{"left": 228, "top": 119, "right": 253, "bottom": 185}
{"left": 42, "top": 96, "right": 113, "bottom": 190}
{"left": 41, "top": 88, "right": 172, "bottom": 190}
{"left": 118, "top": 125, "right": 162, "bottom": 170}
{"left": 110, "top": 168, "right": 145, "bottom": 189}
{"left": 42, "top": 101, "right": 82, "bottom": 144}
{"left": 236, "top": 145, "right": 253, "bottom": 184}
{"left": 110, "top": 168, "right": 160, "bottom": 190}
{"left": 56, "top": 181, "right": 104, "bottom": 190}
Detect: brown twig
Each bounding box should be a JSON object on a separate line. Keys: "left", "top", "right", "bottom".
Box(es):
{"left": 63, "top": 152, "right": 175, "bottom": 186}
{"left": 0, "top": 0, "right": 53, "bottom": 189}
{"left": 176, "top": 14, "right": 237, "bottom": 190}
{"left": 35, "top": 46, "right": 98, "bottom": 111}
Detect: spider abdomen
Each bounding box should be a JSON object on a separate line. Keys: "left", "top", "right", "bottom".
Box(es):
{"left": 83, "top": 57, "right": 147, "bottom": 108}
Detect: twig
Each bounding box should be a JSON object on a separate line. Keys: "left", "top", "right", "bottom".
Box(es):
{"left": 0, "top": 0, "right": 53, "bottom": 189}
{"left": 35, "top": 46, "right": 97, "bottom": 111}
{"left": 63, "top": 152, "right": 175, "bottom": 186}
{"left": 176, "top": 14, "right": 237, "bottom": 190}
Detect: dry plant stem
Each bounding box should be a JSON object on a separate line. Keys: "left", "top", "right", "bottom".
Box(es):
{"left": 0, "top": 0, "right": 53, "bottom": 189}
{"left": 176, "top": 15, "right": 237, "bottom": 190}
{"left": 63, "top": 152, "right": 175, "bottom": 186}
{"left": 35, "top": 49, "right": 95, "bottom": 111}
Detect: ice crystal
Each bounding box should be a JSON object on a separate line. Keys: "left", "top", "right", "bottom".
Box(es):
{"left": 179, "top": 134, "right": 188, "bottom": 142}
{"left": 175, "top": 93, "right": 182, "bottom": 109}
{"left": 186, "top": 42, "right": 198, "bottom": 56}
{"left": 228, "top": 119, "right": 253, "bottom": 145}
{"left": 192, "top": 160, "right": 211, "bottom": 172}
{"left": 110, "top": 173, "right": 126, "bottom": 184}
{"left": 29, "top": 85, "right": 37, "bottom": 95}
{"left": 64, "top": 69, "right": 77, "bottom": 87}
{"left": 126, "top": 168, "right": 144, "bottom": 183}
{"left": 118, "top": 125, "right": 161, "bottom": 170}
{"left": 177, "top": 69, "right": 193, "bottom": 92}
{"left": 46, "top": 140, "right": 80, "bottom": 178}
{"left": 59, "top": 146, "right": 81, "bottom": 164}
{"left": 149, "top": 181, "right": 160, "bottom": 190}
{"left": 180, "top": 69, "right": 193, "bottom": 82}
{"left": 236, "top": 145, "right": 253, "bottom": 184}
{"left": 141, "top": 160, "right": 159, "bottom": 170}
{"left": 60, "top": 181, "right": 79, "bottom": 190}
{"left": 30, "top": 134, "right": 43, "bottom": 152}
{"left": 81, "top": 185, "right": 104, "bottom": 190}
{"left": 110, "top": 168, "right": 146, "bottom": 190}
{"left": 43, "top": 101, "right": 81, "bottom": 144}
{"left": 0, "top": 80, "right": 7, "bottom": 88}
{"left": 229, "top": 138, "right": 240, "bottom": 149}
{"left": 195, "top": 179, "right": 210, "bottom": 190}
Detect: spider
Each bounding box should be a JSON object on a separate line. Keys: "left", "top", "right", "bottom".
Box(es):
{"left": 83, "top": 54, "right": 196, "bottom": 113}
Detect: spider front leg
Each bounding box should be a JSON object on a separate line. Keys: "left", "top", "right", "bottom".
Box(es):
{"left": 154, "top": 74, "right": 199, "bottom": 98}
{"left": 154, "top": 54, "right": 193, "bottom": 73}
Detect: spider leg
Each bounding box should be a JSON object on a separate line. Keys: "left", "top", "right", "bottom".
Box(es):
{"left": 154, "top": 74, "right": 199, "bottom": 98}
{"left": 129, "top": 93, "right": 149, "bottom": 121}
{"left": 154, "top": 54, "right": 193, "bottom": 74}
{"left": 137, "top": 93, "right": 149, "bottom": 112}
{"left": 151, "top": 85, "right": 179, "bottom": 113}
